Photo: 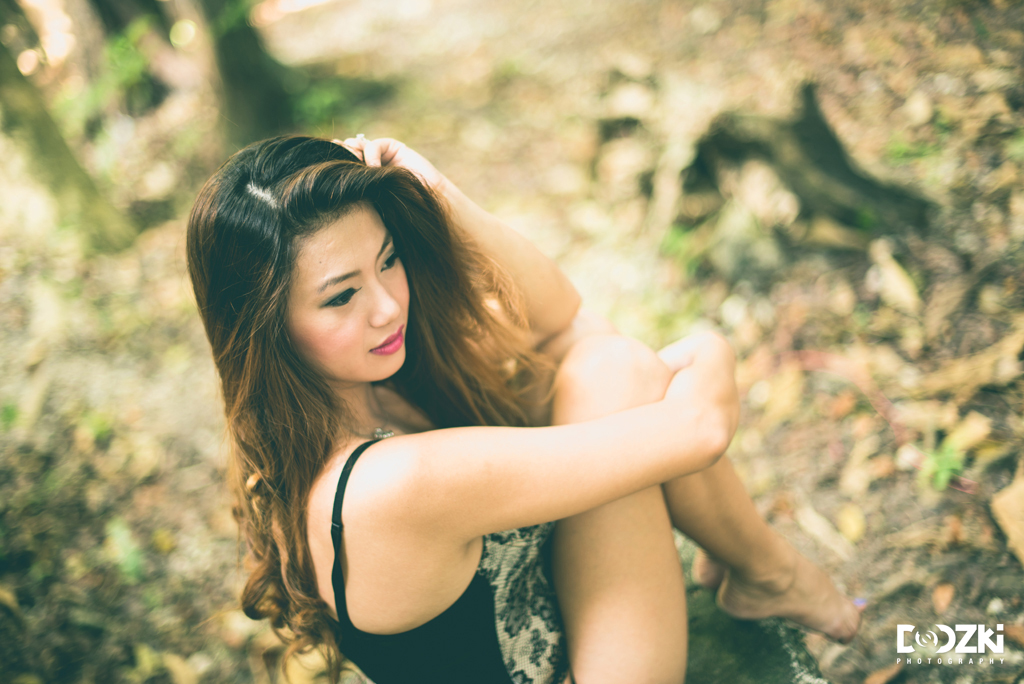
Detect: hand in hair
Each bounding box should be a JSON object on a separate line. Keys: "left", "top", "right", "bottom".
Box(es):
{"left": 336, "top": 136, "right": 446, "bottom": 191}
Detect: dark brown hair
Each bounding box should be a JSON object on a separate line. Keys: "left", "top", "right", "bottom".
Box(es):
{"left": 186, "top": 136, "right": 551, "bottom": 679}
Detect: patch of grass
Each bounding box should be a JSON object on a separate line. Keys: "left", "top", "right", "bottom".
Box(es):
{"left": 660, "top": 224, "right": 704, "bottom": 278}
{"left": 104, "top": 517, "right": 143, "bottom": 584}
{"left": 1, "top": 403, "right": 17, "bottom": 431}
{"left": 917, "top": 441, "right": 965, "bottom": 491}
{"left": 855, "top": 207, "right": 878, "bottom": 231}
{"left": 80, "top": 411, "right": 114, "bottom": 448}
{"left": 885, "top": 135, "right": 940, "bottom": 164}
{"left": 971, "top": 16, "right": 989, "bottom": 40}
{"left": 1006, "top": 132, "right": 1024, "bottom": 164}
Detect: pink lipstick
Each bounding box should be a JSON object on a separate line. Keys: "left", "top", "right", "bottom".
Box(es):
{"left": 370, "top": 325, "right": 404, "bottom": 355}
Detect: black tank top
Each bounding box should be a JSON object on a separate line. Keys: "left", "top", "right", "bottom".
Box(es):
{"left": 330, "top": 440, "right": 513, "bottom": 683}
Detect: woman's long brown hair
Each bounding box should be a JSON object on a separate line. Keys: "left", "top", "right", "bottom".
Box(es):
{"left": 186, "top": 136, "right": 552, "bottom": 680}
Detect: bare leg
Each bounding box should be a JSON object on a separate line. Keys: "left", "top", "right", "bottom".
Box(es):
{"left": 551, "top": 335, "right": 688, "bottom": 684}
{"left": 655, "top": 337, "right": 862, "bottom": 644}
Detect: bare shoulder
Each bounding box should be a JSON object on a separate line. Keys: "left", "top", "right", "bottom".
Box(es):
{"left": 307, "top": 438, "right": 419, "bottom": 537}
{"left": 306, "top": 437, "right": 425, "bottom": 619}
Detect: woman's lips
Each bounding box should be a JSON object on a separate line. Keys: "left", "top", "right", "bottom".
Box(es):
{"left": 370, "top": 325, "right": 404, "bottom": 355}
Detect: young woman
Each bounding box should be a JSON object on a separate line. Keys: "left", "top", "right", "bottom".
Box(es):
{"left": 186, "top": 135, "right": 861, "bottom": 684}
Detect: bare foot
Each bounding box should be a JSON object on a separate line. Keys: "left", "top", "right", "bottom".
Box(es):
{"left": 715, "top": 546, "right": 862, "bottom": 644}
{"left": 692, "top": 548, "right": 726, "bottom": 590}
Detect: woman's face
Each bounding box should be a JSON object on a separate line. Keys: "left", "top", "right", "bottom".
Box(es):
{"left": 286, "top": 204, "right": 409, "bottom": 387}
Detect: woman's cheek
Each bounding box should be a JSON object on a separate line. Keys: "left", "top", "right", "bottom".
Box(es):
{"left": 317, "top": 316, "right": 365, "bottom": 371}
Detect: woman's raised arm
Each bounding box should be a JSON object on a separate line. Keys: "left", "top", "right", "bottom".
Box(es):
{"left": 340, "top": 136, "right": 581, "bottom": 347}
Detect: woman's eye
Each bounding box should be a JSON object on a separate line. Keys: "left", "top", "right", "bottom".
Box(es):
{"left": 326, "top": 288, "right": 359, "bottom": 307}
{"left": 382, "top": 252, "right": 400, "bottom": 271}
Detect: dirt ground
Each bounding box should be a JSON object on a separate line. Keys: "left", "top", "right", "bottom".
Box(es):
{"left": 2, "top": 0, "right": 1024, "bottom": 683}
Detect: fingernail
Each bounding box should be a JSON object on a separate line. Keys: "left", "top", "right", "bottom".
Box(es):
{"left": 853, "top": 597, "right": 867, "bottom": 608}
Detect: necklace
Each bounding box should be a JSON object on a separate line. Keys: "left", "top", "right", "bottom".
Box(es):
{"left": 361, "top": 384, "right": 395, "bottom": 440}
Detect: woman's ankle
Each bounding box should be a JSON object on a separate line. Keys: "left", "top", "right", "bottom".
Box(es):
{"left": 729, "top": 537, "right": 798, "bottom": 592}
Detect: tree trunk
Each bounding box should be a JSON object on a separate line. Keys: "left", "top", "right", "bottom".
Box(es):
{"left": 195, "top": 0, "right": 293, "bottom": 146}
{"left": 0, "top": 41, "right": 136, "bottom": 252}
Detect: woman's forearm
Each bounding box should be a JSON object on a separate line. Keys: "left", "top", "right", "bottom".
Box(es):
{"left": 439, "top": 178, "right": 582, "bottom": 346}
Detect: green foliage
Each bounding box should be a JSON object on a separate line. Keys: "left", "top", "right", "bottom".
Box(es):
{"left": 885, "top": 135, "right": 940, "bottom": 164}
{"left": 1, "top": 402, "right": 17, "bottom": 431}
{"left": 855, "top": 207, "right": 878, "bottom": 231}
{"left": 54, "top": 16, "right": 160, "bottom": 139}
{"left": 293, "top": 76, "right": 395, "bottom": 131}
{"left": 81, "top": 411, "right": 114, "bottom": 447}
{"left": 104, "top": 517, "right": 143, "bottom": 583}
{"left": 1006, "top": 133, "right": 1024, "bottom": 164}
{"left": 971, "top": 16, "right": 989, "bottom": 40}
{"left": 213, "top": 0, "right": 256, "bottom": 37}
{"left": 660, "top": 223, "right": 703, "bottom": 277}
{"left": 106, "top": 18, "right": 152, "bottom": 94}
{"left": 917, "top": 441, "right": 965, "bottom": 491}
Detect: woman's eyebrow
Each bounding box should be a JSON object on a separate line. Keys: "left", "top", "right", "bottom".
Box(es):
{"left": 316, "top": 234, "right": 393, "bottom": 293}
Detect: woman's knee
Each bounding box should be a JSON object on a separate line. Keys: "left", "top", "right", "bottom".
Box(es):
{"left": 553, "top": 334, "right": 672, "bottom": 410}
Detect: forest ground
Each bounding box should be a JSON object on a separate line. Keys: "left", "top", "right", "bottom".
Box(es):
{"left": 2, "top": 1, "right": 1024, "bottom": 683}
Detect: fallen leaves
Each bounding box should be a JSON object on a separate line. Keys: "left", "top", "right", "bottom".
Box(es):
{"left": 760, "top": 359, "right": 805, "bottom": 429}
{"left": 836, "top": 503, "right": 867, "bottom": 544}
{"left": 990, "top": 469, "right": 1024, "bottom": 568}
{"left": 915, "top": 314, "right": 1024, "bottom": 401}
{"left": 868, "top": 238, "right": 921, "bottom": 316}
{"left": 932, "top": 582, "right": 955, "bottom": 615}
{"left": 942, "top": 411, "right": 992, "bottom": 452}
{"left": 1005, "top": 624, "right": 1024, "bottom": 649}
{"left": 796, "top": 505, "right": 855, "bottom": 561}
{"left": 863, "top": 662, "right": 903, "bottom": 684}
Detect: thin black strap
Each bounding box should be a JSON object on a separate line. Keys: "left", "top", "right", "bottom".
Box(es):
{"left": 330, "top": 439, "right": 381, "bottom": 552}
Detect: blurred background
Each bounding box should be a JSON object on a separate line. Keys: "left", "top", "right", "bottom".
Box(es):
{"left": 1, "top": 1, "right": 1024, "bottom": 683}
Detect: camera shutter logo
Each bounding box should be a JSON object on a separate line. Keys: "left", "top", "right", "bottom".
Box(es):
{"left": 897, "top": 625, "right": 1004, "bottom": 655}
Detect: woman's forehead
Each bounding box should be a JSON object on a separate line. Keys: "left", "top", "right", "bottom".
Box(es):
{"left": 292, "top": 206, "right": 390, "bottom": 283}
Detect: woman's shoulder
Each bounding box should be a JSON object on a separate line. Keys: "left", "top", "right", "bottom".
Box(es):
{"left": 307, "top": 437, "right": 418, "bottom": 535}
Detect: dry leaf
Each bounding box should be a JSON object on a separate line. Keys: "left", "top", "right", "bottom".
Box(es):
{"left": 805, "top": 215, "right": 869, "bottom": 249}
{"left": 924, "top": 276, "right": 969, "bottom": 341}
{"left": 0, "top": 584, "right": 22, "bottom": 622}
{"left": 991, "top": 476, "right": 1024, "bottom": 568}
{"left": 162, "top": 653, "right": 198, "bottom": 684}
{"left": 917, "top": 314, "right": 1024, "bottom": 399}
{"left": 868, "top": 455, "right": 896, "bottom": 480}
{"left": 932, "top": 583, "right": 955, "bottom": 615}
{"left": 864, "top": 662, "right": 903, "bottom": 684}
{"left": 1005, "top": 624, "right": 1024, "bottom": 648}
{"left": 942, "top": 411, "right": 992, "bottom": 452}
{"left": 796, "top": 505, "right": 854, "bottom": 560}
{"left": 895, "top": 444, "right": 925, "bottom": 471}
{"left": 894, "top": 400, "right": 959, "bottom": 431}
{"left": 837, "top": 504, "right": 866, "bottom": 543}
{"left": 943, "top": 515, "right": 964, "bottom": 547}
{"left": 869, "top": 239, "right": 921, "bottom": 316}
{"left": 841, "top": 435, "right": 880, "bottom": 497}
{"left": 829, "top": 390, "right": 858, "bottom": 420}
{"left": 761, "top": 360, "right": 804, "bottom": 429}
{"left": 886, "top": 518, "right": 945, "bottom": 548}
{"left": 974, "top": 441, "right": 1013, "bottom": 466}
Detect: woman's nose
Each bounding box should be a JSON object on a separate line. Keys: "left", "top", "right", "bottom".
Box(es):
{"left": 368, "top": 281, "right": 401, "bottom": 327}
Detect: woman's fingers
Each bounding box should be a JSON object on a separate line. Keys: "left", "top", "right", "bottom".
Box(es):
{"left": 332, "top": 137, "right": 364, "bottom": 161}
{"left": 333, "top": 136, "right": 445, "bottom": 189}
